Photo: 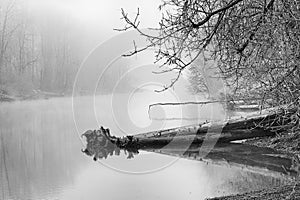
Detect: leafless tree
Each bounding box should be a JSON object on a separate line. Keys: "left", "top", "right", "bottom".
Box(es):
{"left": 0, "top": 0, "right": 18, "bottom": 74}
{"left": 118, "top": 0, "right": 300, "bottom": 109}
{"left": 0, "top": 0, "right": 78, "bottom": 95}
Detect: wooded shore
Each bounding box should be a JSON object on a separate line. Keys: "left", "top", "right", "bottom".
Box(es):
{"left": 0, "top": 89, "right": 65, "bottom": 102}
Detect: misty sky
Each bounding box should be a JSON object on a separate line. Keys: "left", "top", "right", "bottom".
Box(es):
{"left": 25, "top": 0, "right": 161, "bottom": 56}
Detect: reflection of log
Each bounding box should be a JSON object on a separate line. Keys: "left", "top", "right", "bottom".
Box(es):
{"left": 143, "top": 143, "right": 300, "bottom": 179}
{"left": 81, "top": 128, "right": 300, "bottom": 179}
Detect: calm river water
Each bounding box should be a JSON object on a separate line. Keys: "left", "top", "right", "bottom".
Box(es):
{"left": 0, "top": 93, "right": 291, "bottom": 200}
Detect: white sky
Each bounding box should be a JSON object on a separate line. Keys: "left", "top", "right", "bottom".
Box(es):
{"left": 27, "top": 0, "right": 162, "bottom": 41}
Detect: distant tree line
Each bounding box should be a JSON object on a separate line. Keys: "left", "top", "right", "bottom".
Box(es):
{"left": 0, "top": 0, "right": 79, "bottom": 96}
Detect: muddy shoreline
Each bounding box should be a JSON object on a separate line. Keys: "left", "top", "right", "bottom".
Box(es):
{"left": 208, "top": 183, "right": 300, "bottom": 200}
{"left": 207, "top": 130, "right": 300, "bottom": 200}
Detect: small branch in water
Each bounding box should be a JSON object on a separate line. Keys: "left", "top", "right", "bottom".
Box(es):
{"left": 151, "top": 117, "right": 203, "bottom": 121}
{"left": 148, "top": 100, "right": 214, "bottom": 118}
{"left": 147, "top": 98, "right": 264, "bottom": 118}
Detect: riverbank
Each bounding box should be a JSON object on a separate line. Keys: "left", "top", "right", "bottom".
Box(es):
{"left": 0, "top": 89, "right": 67, "bottom": 102}
{"left": 208, "top": 129, "right": 300, "bottom": 200}
{"left": 209, "top": 183, "right": 300, "bottom": 200}
{"left": 0, "top": 87, "right": 145, "bottom": 102}
{"left": 245, "top": 131, "right": 300, "bottom": 156}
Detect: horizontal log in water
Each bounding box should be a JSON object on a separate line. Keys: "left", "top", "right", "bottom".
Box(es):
{"left": 133, "top": 128, "right": 274, "bottom": 147}
{"left": 82, "top": 106, "right": 296, "bottom": 150}
{"left": 81, "top": 130, "right": 300, "bottom": 178}
{"left": 133, "top": 107, "right": 295, "bottom": 144}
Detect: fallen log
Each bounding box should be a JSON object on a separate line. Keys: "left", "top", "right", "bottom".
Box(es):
{"left": 233, "top": 104, "right": 260, "bottom": 111}
{"left": 81, "top": 106, "right": 297, "bottom": 156}
{"left": 133, "top": 106, "right": 296, "bottom": 142}
{"left": 127, "top": 128, "right": 274, "bottom": 148}
{"left": 81, "top": 129, "right": 300, "bottom": 178}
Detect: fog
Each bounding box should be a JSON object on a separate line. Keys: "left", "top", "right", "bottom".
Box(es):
{"left": 0, "top": 0, "right": 161, "bottom": 96}
{"left": 27, "top": 0, "right": 161, "bottom": 54}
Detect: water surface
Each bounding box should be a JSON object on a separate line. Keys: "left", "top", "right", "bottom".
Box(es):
{"left": 0, "top": 94, "right": 292, "bottom": 200}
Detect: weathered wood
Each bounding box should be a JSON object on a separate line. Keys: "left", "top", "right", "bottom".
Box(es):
{"left": 133, "top": 106, "right": 294, "bottom": 143}
{"left": 81, "top": 129, "right": 300, "bottom": 178}
{"left": 131, "top": 128, "right": 274, "bottom": 148}
{"left": 234, "top": 104, "right": 260, "bottom": 111}
{"left": 81, "top": 106, "right": 297, "bottom": 155}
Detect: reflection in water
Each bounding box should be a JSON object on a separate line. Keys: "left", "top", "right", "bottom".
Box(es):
{"left": 0, "top": 95, "right": 298, "bottom": 200}
{"left": 82, "top": 126, "right": 300, "bottom": 178}
{"left": 153, "top": 143, "right": 300, "bottom": 178}
{"left": 0, "top": 99, "right": 84, "bottom": 200}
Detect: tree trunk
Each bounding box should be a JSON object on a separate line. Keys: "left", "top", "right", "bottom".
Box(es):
{"left": 120, "top": 106, "right": 296, "bottom": 146}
